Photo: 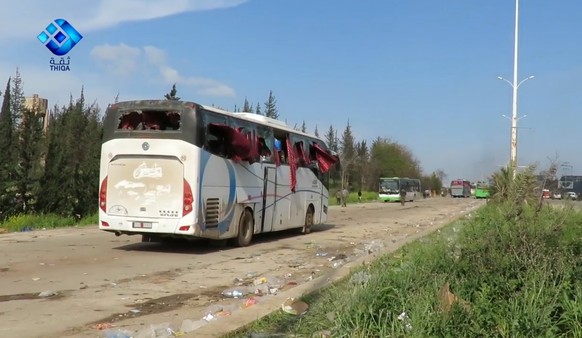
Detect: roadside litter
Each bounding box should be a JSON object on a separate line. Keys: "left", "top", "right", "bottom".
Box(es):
{"left": 281, "top": 297, "right": 309, "bottom": 315}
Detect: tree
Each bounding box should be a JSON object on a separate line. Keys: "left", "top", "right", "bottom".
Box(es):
{"left": 14, "top": 106, "right": 44, "bottom": 212}
{"left": 39, "top": 88, "right": 103, "bottom": 217}
{"left": 324, "top": 125, "right": 338, "bottom": 152}
{"left": 255, "top": 102, "right": 262, "bottom": 115}
{"left": 10, "top": 68, "right": 25, "bottom": 127}
{"left": 355, "top": 140, "right": 369, "bottom": 189}
{"left": 264, "top": 90, "right": 279, "bottom": 119}
{"left": 339, "top": 120, "right": 356, "bottom": 189}
{"left": 0, "top": 78, "right": 17, "bottom": 220}
{"left": 164, "top": 84, "right": 180, "bottom": 100}
{"left": 301, "top": 121, "right": 307, "bottom": 133}
{"left": 366, "top": 137, "right": 422, "bottom": 191}
{"left": 242, "top": 97, "right": 251, "bottom": 112}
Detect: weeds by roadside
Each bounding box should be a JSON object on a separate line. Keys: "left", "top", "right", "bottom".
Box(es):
{"left": 226, "top": 166, "right": 582, "bottom": 337}
{"left": 0, "top": 213, "right": 97, "bottom": 233}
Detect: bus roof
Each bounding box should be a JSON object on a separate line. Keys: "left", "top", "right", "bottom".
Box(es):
{"left": 107, "top": 100, "right": 325, "bottom": 143}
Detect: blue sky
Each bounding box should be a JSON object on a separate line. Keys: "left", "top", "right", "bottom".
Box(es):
{"left": 2, "top": 0, "right": 582, "bottom": 183}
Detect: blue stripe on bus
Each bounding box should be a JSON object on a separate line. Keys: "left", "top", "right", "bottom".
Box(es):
{"left": 198, "top": 151, "right": 237, "bottom": 234}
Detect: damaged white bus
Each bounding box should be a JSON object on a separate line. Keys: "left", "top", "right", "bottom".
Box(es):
{"left": 98, "top": 100, "right": 339, "bottom": 247}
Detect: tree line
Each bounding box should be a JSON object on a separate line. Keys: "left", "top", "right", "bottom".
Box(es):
{"left": 0, "top": 77, "right": 444, "bottom": 222}
{"left": 0, "top": 70, "right": 102, "bottom": 221}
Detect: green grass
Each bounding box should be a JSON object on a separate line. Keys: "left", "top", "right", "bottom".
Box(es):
{"left": 224, "top": 203, "right": 582, "bottom": 338}
{"left": 329, "top": 191, "right": 378, "bottom": 206}
{"left": 0, "top": 213, "right": 98, "bottom": 232}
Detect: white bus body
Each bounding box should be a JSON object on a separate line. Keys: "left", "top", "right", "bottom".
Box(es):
{"left": 99, "top": 101, "right": 338, "bottom": 246}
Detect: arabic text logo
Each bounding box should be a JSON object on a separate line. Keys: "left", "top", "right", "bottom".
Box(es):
{"left": 37, "top": 19, "right": 83, "bottom": 56}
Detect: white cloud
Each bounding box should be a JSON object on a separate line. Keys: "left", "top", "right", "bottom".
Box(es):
{"left": 93, "top": 44, "right": 236, "bottom": 97}
{"left": 90, "top": 43, "right": 141, "bottom": 76}
{"left": 0, "top": 0, "right": 248, "bottom": 40}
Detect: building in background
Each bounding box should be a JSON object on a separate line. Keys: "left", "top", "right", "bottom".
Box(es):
{"left": 24, "top": 94, "right": 49, "bottom": 131}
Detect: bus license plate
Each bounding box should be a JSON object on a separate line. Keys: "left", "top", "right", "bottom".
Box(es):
{"left": 132, "top": 222, "right": 152, "bottom": 229}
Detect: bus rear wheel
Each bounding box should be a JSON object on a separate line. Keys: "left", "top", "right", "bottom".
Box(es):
{"left": 301, "top": 206, "right": 315, "bottom": 234}
{"left": 232, "top": 208, "right": 254, "bottom": 247}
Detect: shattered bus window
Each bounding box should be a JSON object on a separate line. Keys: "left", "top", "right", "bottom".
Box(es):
{"left": 117, "top": 110, "right": 181, "bottom": 131}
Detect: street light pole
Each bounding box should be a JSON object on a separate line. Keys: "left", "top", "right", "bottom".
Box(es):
{"left": 497, "top": 0, "right": 534, "bottom": 178}
{"left": 510, "top": 0, "right": 520, "bottom": 178}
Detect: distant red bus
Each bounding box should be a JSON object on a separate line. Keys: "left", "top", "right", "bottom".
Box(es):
{"left": 450, "top": 179, "right": 471, "bottom": 198}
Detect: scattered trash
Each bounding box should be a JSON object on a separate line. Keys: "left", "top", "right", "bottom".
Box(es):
{"left": 315, "top": 252, "right": 329, "bottom": 257}
{"left": 102, "top": 329, "right": 133, "bottom": 338}
{"left": 80, "top": 285, "right": 89, "bottom": 290}
{"left": 253, "top": 277, "right": 268, "bottom": 285}
{"left": 438, "top": 282, "right": 471, "bottom": 313}
{"left": 38, "top": 290, "right": 58, "bottom": 298}
{"left": 397, "top": 312, "right": 412, "bottom": 331}
{"left": 180, "top": 319, "right": 207, "bottom": 333}
{"left": 281, "top": 298, "right": 308, "bottom": 315}
{"left": 244, "top": 297, "right": 258, "bottom": 307}
{"left": 32, "top": 277, "right": 40, "bottom": 281}
{"left": 329, "top": 254, "right": 347, "bottom": 261}
{"left": 222, "top": 287, "right": 248, "bottom": 298}
{"left": 137, "top": 322, "right": 178, "bottom": 338}
{"left": 313, "top": 330, "right": 332, "bottom": 338}
{"left": 93, "top": 323, "right": 115, "bottom": 330}
{"left": 350, "top": 271, "right": 371, "bottom": 286}
{"left": 129, "top": 309, "right": 140, "bottom": 314}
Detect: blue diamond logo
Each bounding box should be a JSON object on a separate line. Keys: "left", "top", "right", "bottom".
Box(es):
{"left": 38, "top": 19, "right": 83, "bottom": 56}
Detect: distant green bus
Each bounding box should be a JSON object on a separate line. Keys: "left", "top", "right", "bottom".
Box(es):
{"left": 379, "top": 177, "right": 421, "bottom": 202}
{"left": 475, "top": 182, "right": 490, "bottom": 199}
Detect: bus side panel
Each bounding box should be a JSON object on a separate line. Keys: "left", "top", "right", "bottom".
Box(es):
{"left": 197, "top": 151, "right": 238, "bottom": 239}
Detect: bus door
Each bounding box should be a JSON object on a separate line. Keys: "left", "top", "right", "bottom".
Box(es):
{"left": 261, "top": 165, "right": 277, "bottom": 232}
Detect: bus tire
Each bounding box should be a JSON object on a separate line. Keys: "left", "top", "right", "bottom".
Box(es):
{"left": 301, "top": 205, "right": 315, "bottom": 234}
{"left": 233, "top": 208, "right": 254, "bottom": 247}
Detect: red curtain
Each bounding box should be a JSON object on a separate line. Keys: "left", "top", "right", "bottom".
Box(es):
{"left": 208, "top": 123, "right": 259, "bottom": 163}
{"left": 287, "top": 138, "right": 297, "bottom": 193}
{"left": 294, "top": 141, "right": 310, "bottom": 166}
{"left": 311, "top": 143, "right": 338, "bottom": 173}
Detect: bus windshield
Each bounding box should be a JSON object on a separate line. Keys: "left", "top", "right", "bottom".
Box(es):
{"left": 380, "top": 179, "right": 399, "bottom": 193}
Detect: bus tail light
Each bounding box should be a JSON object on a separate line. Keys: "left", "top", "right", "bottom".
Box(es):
{"left": 101, "top": 221, "right": 110, "bottom": 227}
{"left": 183, "top": 179, "right": 193, "bottom": 216}
{"left": 179, "top": 225, "right": 191, "bottom": 231}
{"left": 99, "top": 177, "right": 108, "bottom": 212}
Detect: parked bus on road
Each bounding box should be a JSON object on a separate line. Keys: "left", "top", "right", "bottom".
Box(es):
{"left": 98, "top": 100, "right": 339, "bottom": 247}
{"left": 379, "top": 177, "right": 421, "bottom": 202}
{"left": 475, "top": 181, "right": 490, "bottom": 199}
{"left": 450, "top": 179, "right": 471, "bottom": 198}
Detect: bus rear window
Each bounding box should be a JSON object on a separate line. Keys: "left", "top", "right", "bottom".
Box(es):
{"left": 117, "top": 110, "right": 181, "bottom": 131}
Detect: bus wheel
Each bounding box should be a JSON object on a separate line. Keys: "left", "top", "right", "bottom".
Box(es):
{"left": 302, "top": 205, "right": 315, "bottom": 234}
{"left": 233, "top": 208, "right": 254, "bottom": 247}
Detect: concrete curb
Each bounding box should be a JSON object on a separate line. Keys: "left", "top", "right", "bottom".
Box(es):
{"left": 187, "top": 203, "right": 482, "bottom": 337}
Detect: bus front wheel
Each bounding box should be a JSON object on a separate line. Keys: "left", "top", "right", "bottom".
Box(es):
{"left": 301, "top": 205, "right": 315, "bottom": 234}
{"left": 233, "top": 208, "right": 254, "bottom": 247}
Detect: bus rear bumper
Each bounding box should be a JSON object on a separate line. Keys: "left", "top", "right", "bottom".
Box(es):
{"left": 98, "top": 215, "right": 198, "bottom": 237}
